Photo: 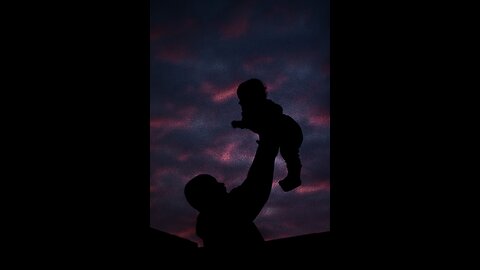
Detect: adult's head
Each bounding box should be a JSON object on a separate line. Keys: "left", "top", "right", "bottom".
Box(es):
{"left": 184, "top": 174, "right": 227, "bottom": 212}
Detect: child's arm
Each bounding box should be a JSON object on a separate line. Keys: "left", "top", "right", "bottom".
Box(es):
{"left": 232, "top": 106, "right": 260, "bottom": 129}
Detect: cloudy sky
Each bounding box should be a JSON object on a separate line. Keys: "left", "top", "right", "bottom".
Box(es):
{"left": 150, "top": 0, "right": 330, "bottom": 246}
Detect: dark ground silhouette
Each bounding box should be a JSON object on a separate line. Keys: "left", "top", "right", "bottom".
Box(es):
{"left": 150, "top": 228, "right": 332, "bottom": 265}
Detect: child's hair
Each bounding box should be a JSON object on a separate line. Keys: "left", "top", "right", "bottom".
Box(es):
{"left": 237, "top": 78, "right": 267, "bottom": 102}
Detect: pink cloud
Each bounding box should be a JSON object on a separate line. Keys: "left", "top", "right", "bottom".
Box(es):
{"left": 218, "top": 1, "right": 255, "bottom": 40}
{"left": 150, "top": 107, "right": 196, "bottom": 130}
{"left": 212, "top": 88, "right": 237, "bottom": 103}
{"left": 150, "top": 117, "right": 189, "bottom": 129}
{"left": 204, "top": 132, "right": 258, "bottom": 165}
{"left": 261, "top": 206, "right": 280, "bottom": 217}
{"left": 294, "top": 181, "right": 330, "bottom": 194}
{"left": 201, "top": 81, "right": 240, "bottom": 103}
{"left": 173, "top": 226, "right": 203, "bottom": 247}
{"left": 268, "top": 74, "right": 289, "bottom": 93}
{"left": 204, "top": 141, "right": 239, "bottom": 165}
{"left": 150, "top": 106, "right": 197, "bottom": 137}
{"left": 152, "top": 167, "right": 179, "bottom": 180}
{"left": 200, "top": 81, "right": 215, "bottom": 93}
{"left": 155, "top": 45, "right": 192, "bottom": 64}
{"left": 176, "top": 152, "right": 192, "bottom": 162}
{"left": 174, "top": 226, "right": 197, "bottom": 240}
{"left": 220, "top": 15, "right": 249, "bottom": 39}
{"left": 150, "top": 167, "right": 181, "bottom": 197}
{"left": 308, "top": 113, "right": 330, "bottom": 127}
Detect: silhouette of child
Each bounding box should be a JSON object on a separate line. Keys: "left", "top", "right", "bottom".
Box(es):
{"left": 231, "top": 78, "right": 303, "bottom": 192}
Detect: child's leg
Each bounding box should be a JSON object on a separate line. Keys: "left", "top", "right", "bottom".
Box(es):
{"left": 277, "top": 116, "right": 303, "bottom": 192}
{"left": 277, "top": 116, "right": 303, "bottom": 191}
{"left": 280, "top": 146, "right": 302, "bottom": 172}
{"left": 278, "top": 134, "right": 303, "bottom": 192}
{"left": 278, "top": 145, "right": 302, "bottom": 192}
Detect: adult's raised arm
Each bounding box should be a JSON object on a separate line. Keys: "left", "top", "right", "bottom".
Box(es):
{"left": 229, "top": 136, "right": 280, "bottom": 222}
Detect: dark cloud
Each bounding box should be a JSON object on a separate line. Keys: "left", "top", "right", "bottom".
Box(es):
{"left": 150, "top": 0, "right": 330, "bottom": 245}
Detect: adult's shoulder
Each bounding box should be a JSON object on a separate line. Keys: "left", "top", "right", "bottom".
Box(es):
{"left": 227, "top": 184, "right": 251, "bottom": 209}
{"left": 228, "top": 185, "right": 243, "bottom": 200}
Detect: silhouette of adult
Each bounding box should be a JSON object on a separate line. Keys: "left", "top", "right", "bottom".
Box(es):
{"left": 184, "top": 135, "right": 280, "bottom": 251}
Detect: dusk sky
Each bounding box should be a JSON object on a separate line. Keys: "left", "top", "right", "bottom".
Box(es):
{"left": 150, "top": 0, "right": 330, "bottom": 246}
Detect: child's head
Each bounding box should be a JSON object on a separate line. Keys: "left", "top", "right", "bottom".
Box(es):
{"left": 237, "top": 78, "right": 267, "bottom": 104}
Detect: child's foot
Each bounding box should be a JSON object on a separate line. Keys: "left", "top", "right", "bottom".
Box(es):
{"left": 279, "top": 176, "right": 301, "bottom": 192}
